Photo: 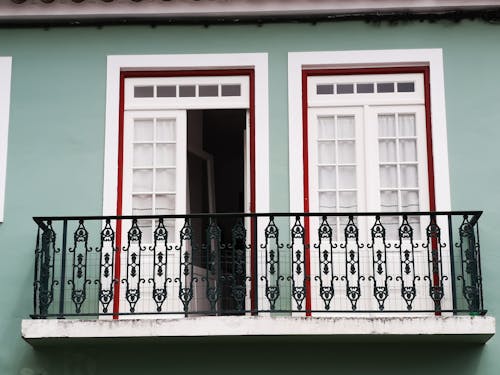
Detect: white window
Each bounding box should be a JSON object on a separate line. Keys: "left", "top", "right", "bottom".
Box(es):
{"left": 0, "top": 57, "right": 12, "bottom": 223}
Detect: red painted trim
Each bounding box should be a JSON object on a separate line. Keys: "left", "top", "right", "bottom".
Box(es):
{"left": 114, "top": 68, "right": 256, "bottom": 317}
{"left": 301, "top": 70, "right": 312, "bottom": 316}
{"left": 301, "top": 66, "right": 438, "bottom": 315}
{"left": 112, "top": 72, "right": 126, "bottom": 319}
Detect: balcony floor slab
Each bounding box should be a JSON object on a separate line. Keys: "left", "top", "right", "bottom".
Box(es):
{"left": 22, "top": 315, "right": 495, "bottom": 346}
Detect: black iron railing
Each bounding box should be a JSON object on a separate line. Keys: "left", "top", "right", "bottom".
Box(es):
{"left": 31, "top": 211, "right": 485, "bottom": 318}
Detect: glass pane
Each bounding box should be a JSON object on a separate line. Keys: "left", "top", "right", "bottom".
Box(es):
{"left": 397, "top": 82, "right": 415, "bottom": 93}
{"left": 338, "top": 191, "right": 357, "bottom": 211}
{"left": 132, "top": 194, "right": 153, "bottom": 215}
{"left": 337, "top": 116, "right": 355, "bottom": 139}
{"left": 379, "top": 139, "right": 397, "bottom": 163}
{"left": 156, "top": 143, "right": 176, "bottom": 166}
{"left": 357, "top": 83, "right": 374, "bottom": 93}
{"left": 400, "top": 165, "right": 418, "bottom": 188}
{"left": 179, "top": 85, "right": 196, "bottom": 97}
{"left": 401, "top": 190, "right": 420, "bottom": 211}
{"left": 378, "top": 114, "right": 396, "bottom": 137}
{"left": 318, "top": 166, "right": 336, "bottom": 190}
{"left": 134, "top": 86, "right": 154, "bottom": 98}
{"left": 221, "top": 84, "right": 241, "bottom": 97}
{"left": 338, "top": 166, "right": 356, "bottom": 189}
{"left": 318, "top": 141, "right": 335, "bottom": 164}
{"left": 379, "top": 165, "right": 397, "bottom": 188}
{"left": 398, "top": 114, "right": 416, "bottom": 136}
{"left": 380, "top": 190, "right": 398, "bottom": 211}
{"left": 133, "top": 169, "right": 153, "bottom": 192}
{"left": 156, "top": 168, "right": 176, "bottom": 192}
{"left": 318, "top": 117, "right": 335, "bottom": 139}
{"left": 408, "top": 216, "right": 421, "bottom": 239}
{"left": 399, "top": 139, "right": 417, "bottom": 162}
{"left": 133, "top": 144, "right": 153, "bottom": 167}
{"left": 317, "top": 84, "right": 334, "bottom": 95}
{"left": 199, "top": 85, "right": 218, "bottom": 97}
{"left": 319, "top": 191, "right": 336, "bottom": 212}
{"left": 381, "top": 216, "right": 399, "bottom": 240}
{"left": 377, "top": 82, "right": 394, "bottom": 93}
{"left": 134, "top": 119, "right": 154, "bottom": 142}
{"left": 338, "top": 141, "right": 355, "bottom": 163}
{"left": 156, "top": 119, "right": 176, "bottom": 142}
{"left": 157, "top": 85, "right": 176, "bottom": 97}
{"left": 156, "top": 194, "right": 176, "bottom": 215}
{"left": 337, "top": 84, "right": 354, "bottom": 94}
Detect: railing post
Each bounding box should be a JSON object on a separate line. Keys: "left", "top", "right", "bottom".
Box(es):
{"left": 33, "top": 227, "right": 41, "bottom": 318}
{"left": 447, "top": 214, "right": 457, "bottom": 314}
{"left": 58, "top": 219, "right": 68, "bottom": 318}
{"left": 251, "top": 215, "right": 258, "bottom": 315}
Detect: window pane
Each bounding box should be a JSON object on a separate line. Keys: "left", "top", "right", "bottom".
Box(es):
{"left": 337, "top": 116, "right": 355, "bottom": 138}
{"left": 134, "top": 86, "right": 154, "bottom": 98}
{"left": 134, "top": 119, "right": 154, "bottom": 142}
{"left": 156, "top": 119, "right": 176, "bottom": 142}
{"left": 380, "top": 165, "right": 397, "bottom": 188}
{"left": 137, "top": 219, "right": 153, "bottom": 243}
{"left": 132, "top": 194, "right": 153, "bottom": 215}
{"left": 318, "top": 117, "right": 335, "bottom": 139}
{"left": 156, "top": 168, "right": 176, "bottom": 192}
{"left": 337, "top": 84, "right": 354, "bottom": 94}
{"left": 357, "top": 83, "right": 374, "bottom": 93}
{"left": 221, "top": 84, "right": 241, "bottom": 96}
{"left": 398, "top": 114, "right": 416, "bottom": 136}
{"left": 401, "top": 190, "right": 419, "bottom": 211}
{"left": 318, "top": 166, "right": 336, "bottom": 190}
{"left": 338, "top": 141, "right": 355, "bottom": 163}
{"left": 318, "top": 141, "right": 335, "bottom": 164}
{"left": 397, "top": 82, "right": 415, "bottom": 93}
{"left": 199, "top": 85, "right": 218, "bottom": 97}
{"left": 157, "top": 85, "right": 176, "bottom": 97}
{"left": 378, "top": 114, "right": 396, "bottom": 137}
{"left": 317, "top": 84, "right": 334, "bottom": 95}
{"left": 133, "top": 144, "right": 153, "bottom": 167}
{"left": 379, "top": 139, "right": 397, "bottom": 163}
{"left": 399, "top": 139, "right": 417, "bottom": 162}
{"left": 156, "top": 143, "right": 176, "bottom": 166}
{"left": 319, "top": 191, "right": 336, "bottom": 212}
{"left": 377, "top": 82, "right": 395, "bottom": 93}
{"left": 338, "top": 166, "right": 356, "bottom": 189}
{"left": 133, "top": 169, "right": 153, "bottom": 192}
{"left": 179, "top": 85, "right": 196, "bottom": 97}
{"left": 338, "top": 191, "right": 357, "bottom": 211}
{"left": 400, "top": 164, "right": 418, "bottom": 188}
{"left": 380, "top": 190, "right": 398, "bottom": 211}
{"left": 381, "top": 216, "right": 399, "bottom": 240}
{"left": 156, "top": 194, "right": 176, "bottom": 215}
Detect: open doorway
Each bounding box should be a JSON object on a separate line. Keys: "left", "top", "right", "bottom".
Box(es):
{"left": 187, "top": 109, "right": 247, "bottom": 313}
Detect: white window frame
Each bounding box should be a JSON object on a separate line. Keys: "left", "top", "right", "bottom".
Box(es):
{"left": 103, "top": 53, "right": 269, "bottom": 216}
{"left": 0, "top": 57, "right": 12, "bottom": 223}
{"left": 288, "top": 49, "right": 451, "bottom": 213}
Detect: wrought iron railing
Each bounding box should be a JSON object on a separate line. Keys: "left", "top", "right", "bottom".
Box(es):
{"left": 31, "top": 211, "right": 485, "bottom": 318}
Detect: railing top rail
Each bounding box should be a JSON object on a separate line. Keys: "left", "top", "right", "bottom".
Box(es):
{"left": 33, "top": 210, "right": 483, "bottom": 225}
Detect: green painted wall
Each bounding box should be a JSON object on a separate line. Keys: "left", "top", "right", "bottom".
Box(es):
{"left": 0, "top": 19, "right": 499, "bottom": 374}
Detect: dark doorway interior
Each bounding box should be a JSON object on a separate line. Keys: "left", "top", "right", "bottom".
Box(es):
{"left": 187, "top": 109, "right": 246, "bottom": 313}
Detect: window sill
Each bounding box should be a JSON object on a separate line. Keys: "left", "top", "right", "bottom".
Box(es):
{"left": 22, "top": 315, "right": 495, "bottom": 346}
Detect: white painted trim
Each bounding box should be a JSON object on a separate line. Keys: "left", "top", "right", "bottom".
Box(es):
{"left": 22, "top": 315, "right": 495, "bottom": 344}
{"left": 0, "top": 57, "right": 12, "bottom": 223}
{"left": 288, "top": 49, "right": 451, "bottom": 213}
{"left": 104, "top": 53, "right": 269, "bottom": 216}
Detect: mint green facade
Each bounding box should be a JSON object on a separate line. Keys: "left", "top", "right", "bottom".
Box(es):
{"left": 0, "top": 20, "right": 499, "bottom": 374}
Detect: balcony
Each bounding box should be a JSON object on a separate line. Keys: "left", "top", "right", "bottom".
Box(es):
{"left": 22, "top": 211, "right": 495, "bottom": 344}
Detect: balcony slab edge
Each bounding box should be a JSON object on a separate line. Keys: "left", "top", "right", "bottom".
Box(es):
{"left": 21, "top": 315, "right": 495, "bottom": 346}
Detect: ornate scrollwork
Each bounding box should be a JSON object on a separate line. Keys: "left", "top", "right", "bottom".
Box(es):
{"left": 287, "top": 217, "right": 307, "bottom": 310}
{"left": 340, "top": 217, "right": 364, "bottom": 311}
{"left": 367, "top": 217, "right": 392, "bottom": 311}
{"left": 231, "top": 219, "right": 248, "bottom": 311}
{"left": 120, "top": 219, "right": 145, "bottom": 313}
{"left": 260, "top": 217, "right": 284, "bottom": 310}
{"left": 37, "top": 221, "right": 60, "bottom": 317}
{"left": 148, "top": 219, "right": 172, "bottom": 312}
{"left": 175, "top": 219, "right": 198, "bottom": 314}
{"left": 314, "top": 216, "right": 338, "bottom": 310}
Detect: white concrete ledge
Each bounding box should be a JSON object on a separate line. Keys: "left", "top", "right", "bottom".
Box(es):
{"left": 22, "top": 315, "right": 495, "bottom": 345}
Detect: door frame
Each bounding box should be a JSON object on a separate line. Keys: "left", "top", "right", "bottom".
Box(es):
{"left": 103, "top": 54, "right": 269, "bottom": 317}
